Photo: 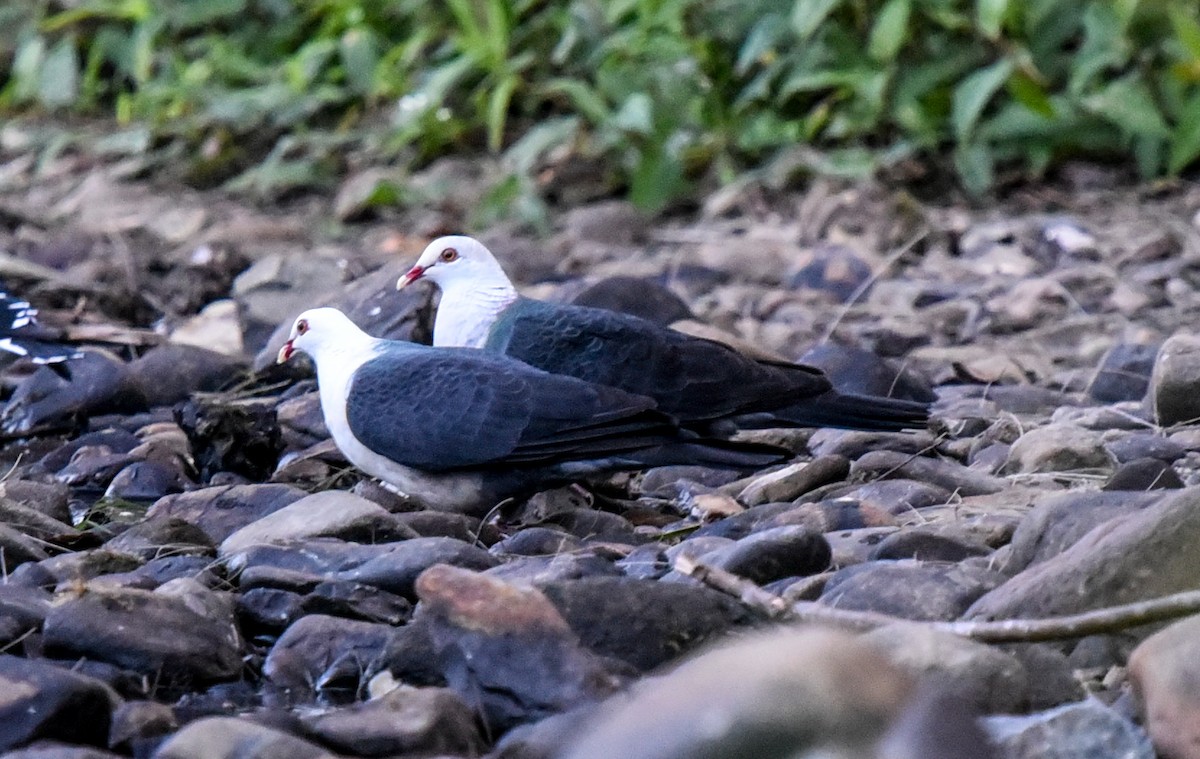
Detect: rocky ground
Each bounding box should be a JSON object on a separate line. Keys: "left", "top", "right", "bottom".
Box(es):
{"left": 1, "top": 144, "right": 1200, "bottom": 758}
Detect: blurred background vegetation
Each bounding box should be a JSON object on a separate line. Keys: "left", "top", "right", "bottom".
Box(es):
{"left": 3, "top": 0, "right": 1200, "bottom": 219}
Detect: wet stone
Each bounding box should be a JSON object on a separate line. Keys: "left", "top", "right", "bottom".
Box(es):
{"left": 237, "top": 588, "right": 305, "bottom": 633}
{"left": 0, "top": 480, "right": 71, "bottom": 523}
{"left": 302, "top": 580, "right": 412, "bottom": 626}
{"left": 0, "top": 501, "right": 76, "bottom": 544}
{"left": 1105, "top": 433, "right": 1184, "bottom": 464}
{"left": 302, "top": 686, "right": 483, "bottom": 757}
{"left": 54, "top": 448, "right": 140, "bottom": 490}
{"left": 392, "top": 510, "right": 484, "bottom": 542}
{"left": 834, "top": 479, "right": 952, "bottom": 514}
{"left": 1004, "top": 490, "right": 1163, "bottom": 573}
{"left": 0, "top": 524, "right": 51, "bottom": 573}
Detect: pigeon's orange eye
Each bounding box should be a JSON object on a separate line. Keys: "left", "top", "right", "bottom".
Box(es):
{"left": 296, "top": 319, "right": 309, "bottom": 334}
{"left": 439, "top": 247, "right": 459, "bottom": 263}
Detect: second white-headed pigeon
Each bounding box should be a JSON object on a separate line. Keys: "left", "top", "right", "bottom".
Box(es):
{"left": 397, "top": 236, "right": 928, "bottom": 433}
{"left": 277, "top": 308, "right": 788, "bottom": 513}
{"left": 0, "top": 283, "right": 81, "bottom": 376}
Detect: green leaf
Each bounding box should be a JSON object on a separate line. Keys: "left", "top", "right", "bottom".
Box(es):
{"left": 486, "top": 74, "right": 518, "bottom": 151}
{"left": 791, "top": 0, "right": 841, "bottom": 41}
{"left": 613, "top": 93, "right": 653, "bottom": 135}
{"left": 39, "top": 37, "right": 80, "bottom": 109}
{"left": 976, "top": 0, "right": 1007, "bottom": 39}
{"left": 629, "top": 146, "right": 685, "bottom": 213}
{"left": 504, "top": 116, "right": 579, "bottom": 174}
{"left": 1169, "top": 90, "right": 1200, "bottom": 173}
{"left": 340, "top": 29, "right": 378, "bottom": 96}
{"left": 951, "top": 58, "right": 1014, "bottom": 142}
{"left": 869, "top": 0, "right": 910, "bottom": 62}
{"left": 954, "top": 142, "right": 994, "bottom": 195}
{"left": 10, "top": 35, "right": 46, "bottom": 103}
{"left": 1169, "top": 4, "right": 1200, "bottom": 61}
{"left": 1085, "top": 76, "right": 1169, "bottom": 137}
{"left": 540, "top": 78, "right": 611, "bottom": 124}
{"left": 1006, "top": 70, "right": 1054, "bottom": 118}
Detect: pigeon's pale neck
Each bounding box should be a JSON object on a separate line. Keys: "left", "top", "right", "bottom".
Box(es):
{"left": 433, "top": 277, "right": 518, "bottom": 349}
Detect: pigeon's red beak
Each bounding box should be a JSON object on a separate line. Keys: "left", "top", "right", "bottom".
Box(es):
{"left": 277, "top": 339, "right": 295, "bottom": 364}
{"left": 396, "top": 265, "right": 425, "bottom": 290}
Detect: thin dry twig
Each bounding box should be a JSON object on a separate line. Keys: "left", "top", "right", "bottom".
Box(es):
{"left": 675, "top": 556, "right": 1200, "bottom": 643}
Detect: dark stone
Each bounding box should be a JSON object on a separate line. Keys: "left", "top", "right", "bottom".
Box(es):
{"left": 539, "top": 577, "right": 752, "bottom": 671}
{"left": 415, "top": 565, "right": 627, "bottom": 732}
{"left": 33, "top": 549, "right": 143, "bottom": 586}
{"left": 788, "top": 243, "right": 873, "bottom": 302}
{"left": 392, "top": 511, "right": 484, "bottom": 542}
{"left": 876, "top": 682, "right": 997, "bottom": 759}
{"left": 492, "top": 527, "right": 583, "bottom": 557}
{"left": 128, "top": 345, "right": 244, "bottom": 406}
{"left": 150, "top": 716, "right": 335, "bottom": 759}
{"left": 237, "top": 588, "right": 305, "bottom": 633}
{"left": 0, "top": 524, "right": 50, "bottom": 572}
{"left": 2, "top": 352, "right": 145, "bottom": 437}
{"left": 851, "top": 450, "right": 1005, "bottom": 496}
{"left": 0, "top": 654, "right": 118, "bottom": 751}
{"left": 1004, "top": 490, "right": 1163, "bottom": 573}
{"left": 1, "top": 743, "right": 125, "bottom": 759}
{"left": 42, "top": 585, "right": 241, "bottom": 683}
{"left": 800, "top": 344, "right": 936, "bottom": 402}
{"left": 175, "top": 396, "right": 282, "bottom": 482}
{"left": 301, "top": 581, "right": 412, "bottom": 625}
{"left": 567, "top": 277, "right": 692, "bottom": 326}
{"left": 615, "top": 543, "right": 668, "bottom": 580}
{"left": 983, "top": 701, "right": 1153, "bottom": 759}
{"left": 1104, "top": 433, "right": 1185, "bottom": 464}
{"left": 129, "top": 555, "right": 221, "bottom": 588}
{"left": 372, "top": 617, "right": 444, "bottom": 687}
{"left": 1004, "top": 643, "right": 1084, "bottom": 710}
{"left": 263, "top": 614, "right": 394, "bottom": 704}
{"left": 541, "top": 508, "right": 641, "bottom": 545}
{"left": 54, "top": 449, "right": 139, "bottom": 490}
{"left": 754, "top": 500, "right": 898, "bottom": 533}
{"left": 108, "top": 700, "right": 177, "bottom": 755}
{"left": 302, "top": 687, "right": 483, "bottom": 757}
{"left": 834, "top": 479, "right": 953, "bottom": 514}
{"left": 1087, "top": 342, "right": 1160, "bottom": 403}
{"left": 639, "top": 465, "right": 745, "bottom": 498}
{"left": 702, "top": 526, "right": 831, "bottom": 584}
{"left": 36, "top": 429, "right": 142, "bottom": 474}
{"left": 821, "top": 561, "right": 1006, "bottom": 621}
{"left": 332, "top": 537, "right": 499, "bottom": 598}
{"left": 146, "top": 484, "right": 307, "bottom": 543}
{"left": 869, "top": 526, "right": 993, "bottom": 562}
{"left": 1102, "top": 458, "right": 1184, "bottom": 491}
{"left": 0, "top": 480, "right": 71, "bottom": 523}
{"left": 0, "top": 500, "right": 75, "bottom": 544}
{"left": 104, "top": 460, "right": 191, "bottom": 502}
{"left": 485, "top": 553, "right": 621, "bottom": 585}
{"left": 104, "top": 517, "right": 214, "bottom": 561}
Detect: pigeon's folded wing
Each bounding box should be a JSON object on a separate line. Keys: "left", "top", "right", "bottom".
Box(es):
{"left": 345, "top": 348, "right": 677, "bottom": 473}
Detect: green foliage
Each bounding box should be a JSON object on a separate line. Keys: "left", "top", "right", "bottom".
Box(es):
{"left": 3, "top": 0, "right": 1200, "bottom": 211}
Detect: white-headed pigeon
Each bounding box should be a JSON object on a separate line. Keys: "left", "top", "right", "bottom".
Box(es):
{"left": 277, "top": 308, "right": 788, "bottom": 513}
{"left": 0, "top": 283, "right": 81, "bottom": 376}
{"left": 398, "top": 236, "right": 928, "bottom": 433}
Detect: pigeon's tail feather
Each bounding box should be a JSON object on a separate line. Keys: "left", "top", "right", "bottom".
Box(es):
{"left": 743, "top": 391, "right": 930, "bottom": 433}
{"left": 628, "top": 439, "right": 791, "bottom": 470}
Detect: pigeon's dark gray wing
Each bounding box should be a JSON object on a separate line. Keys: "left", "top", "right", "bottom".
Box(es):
{"left": 485, "top": 298, "right": 832, "bottom": 423}
{"left": 345, "top": 346, "right": 681, "bottom": 473}
{"left": 0, "top": 285, "right": 80, "bottom": 365}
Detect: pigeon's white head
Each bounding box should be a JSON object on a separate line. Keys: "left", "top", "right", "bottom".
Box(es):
{"left": 397, "top": 235, "right": 513, "bottom": 294}
{"left": 277, "top": 307, "right": 366, "bottom": 364}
